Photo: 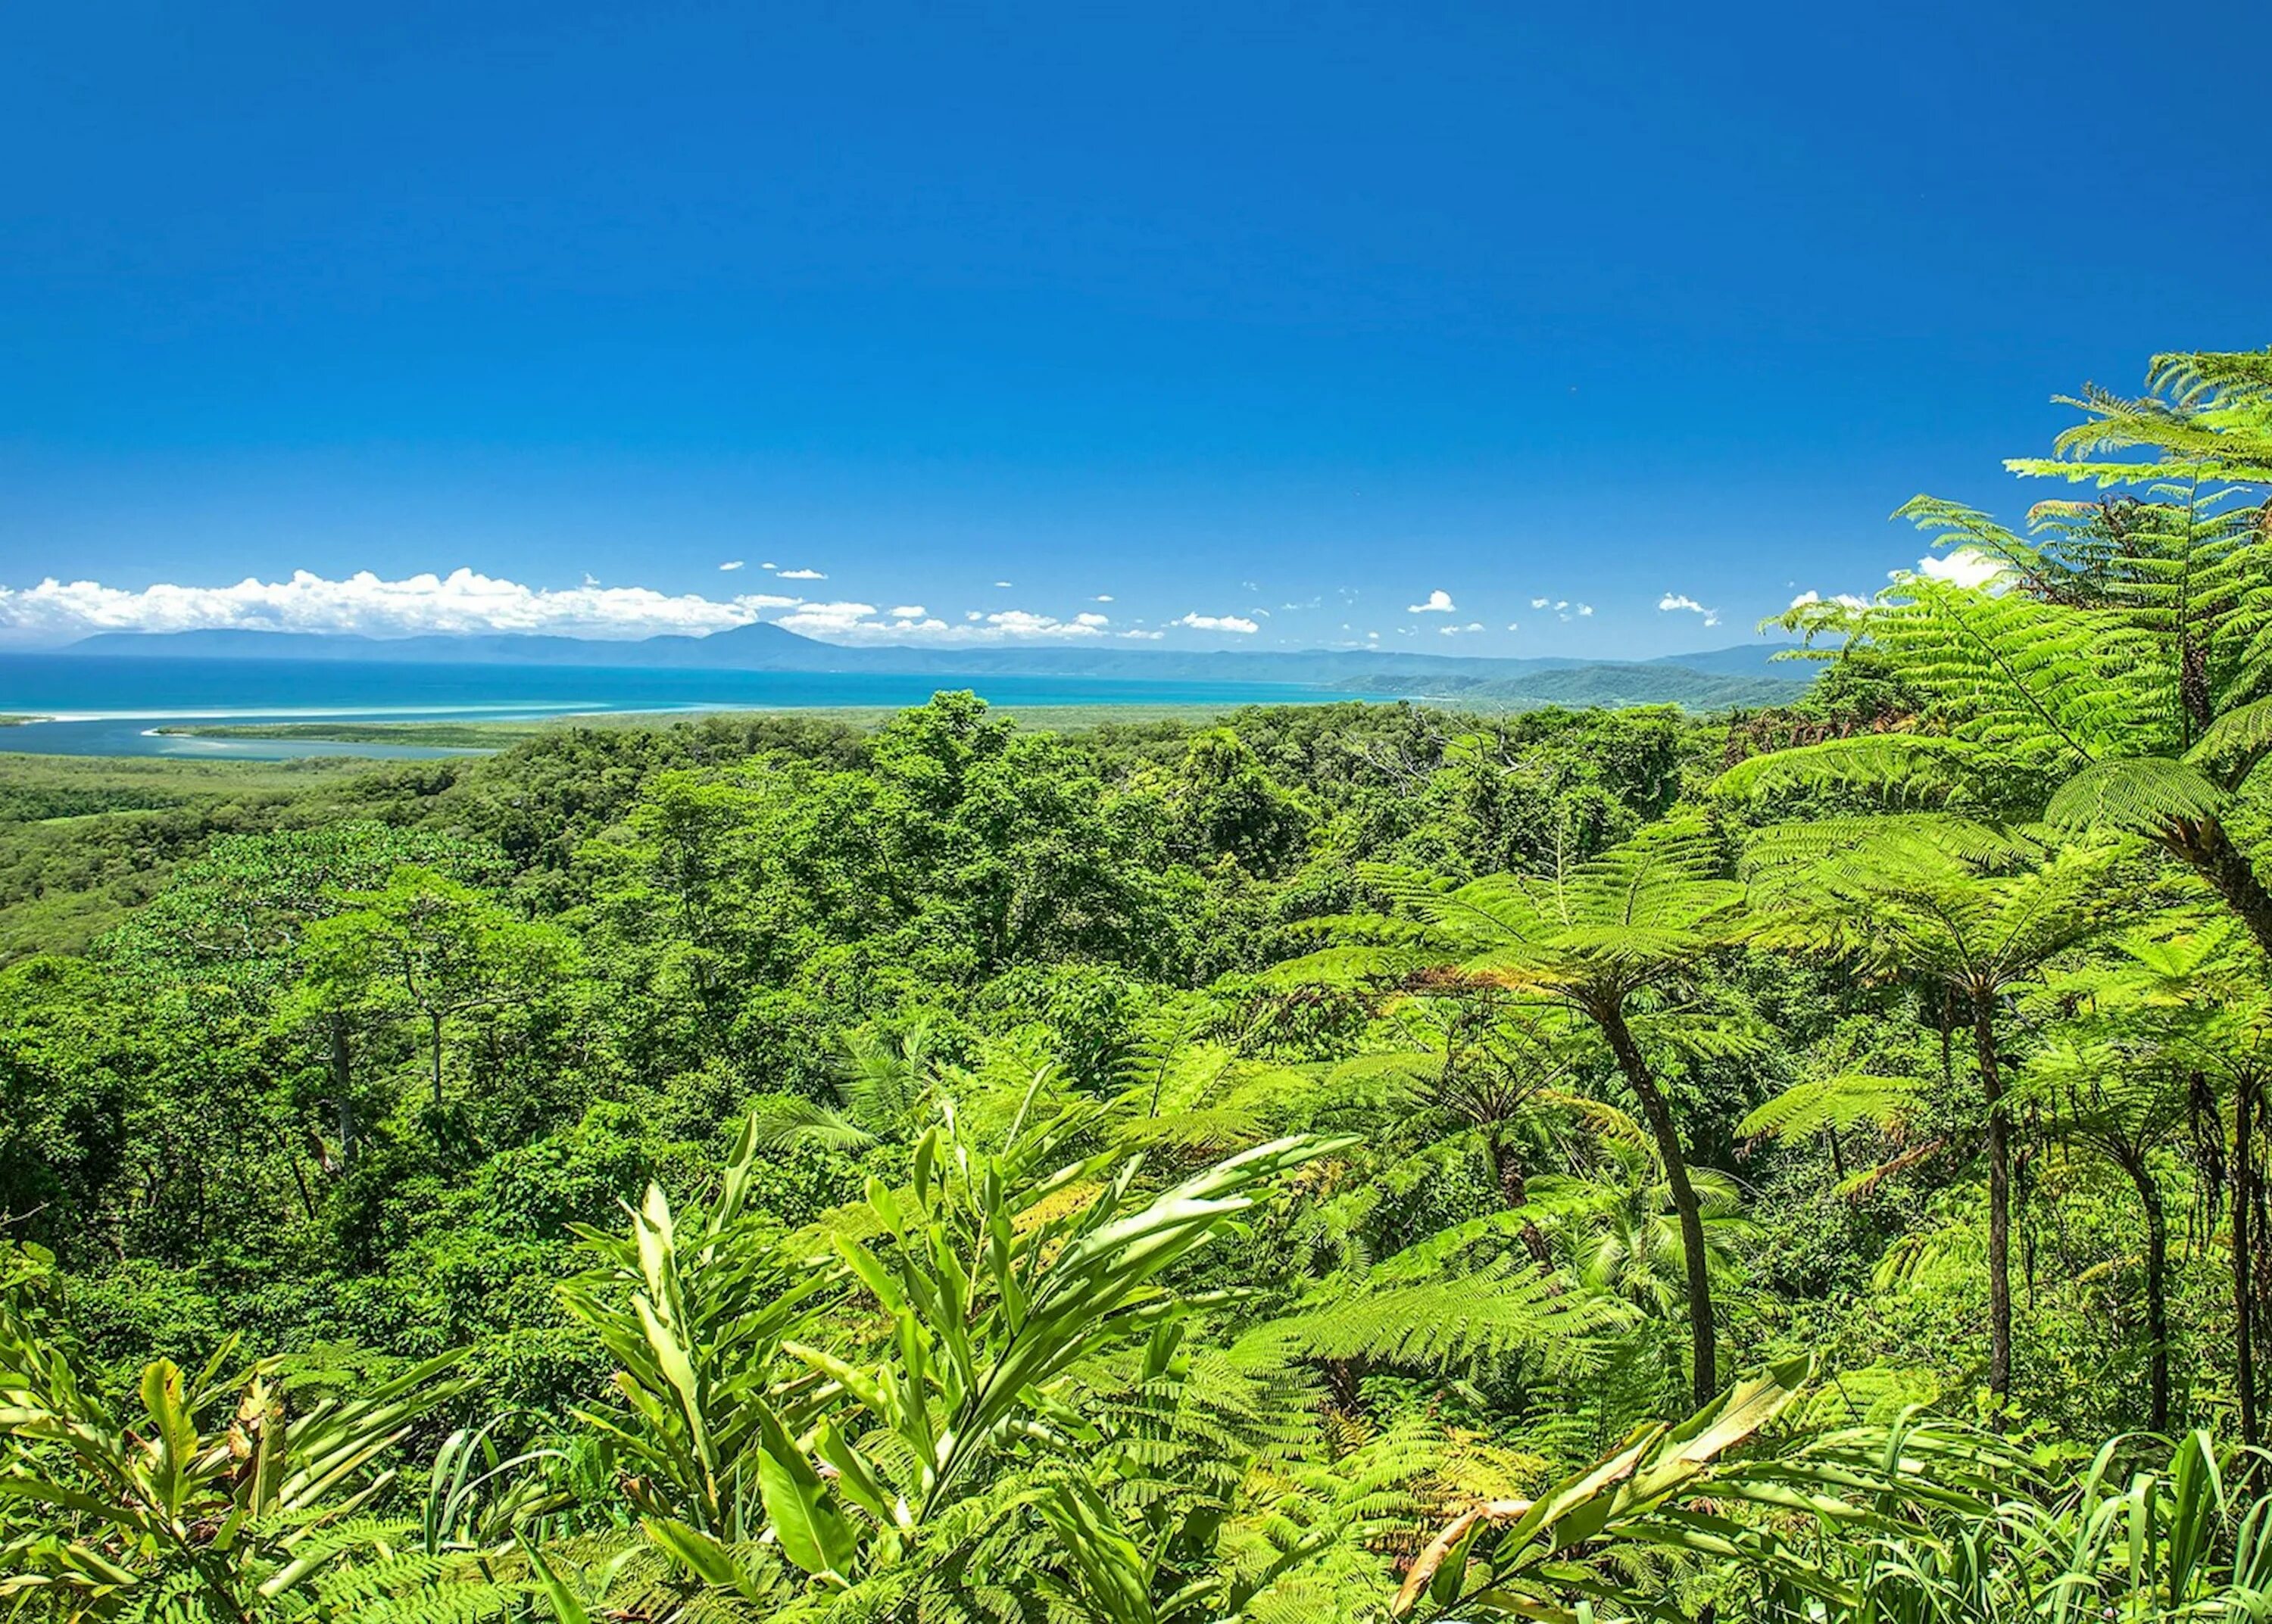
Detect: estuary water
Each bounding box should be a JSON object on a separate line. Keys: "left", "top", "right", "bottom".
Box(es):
{"left": 0, "top": 655, "right": 1336, "bottom": 759}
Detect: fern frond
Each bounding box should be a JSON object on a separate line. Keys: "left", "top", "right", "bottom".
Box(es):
{"left": 1715, "top": 734, "right": 1979, "bottom": 805}
{"left": 1247, "top": 1252, "right": 1621, "bottom": 1376}
{"left": 1738, "top": 1074, "right": 1927, "bottom": 1142}
{"left": 2043, "top": 754, "right": 2226, "bottom": 836}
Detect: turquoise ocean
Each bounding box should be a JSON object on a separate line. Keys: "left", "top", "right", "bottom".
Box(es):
{"left": 0, "top": 655, "right": 1337, "bottom": 759}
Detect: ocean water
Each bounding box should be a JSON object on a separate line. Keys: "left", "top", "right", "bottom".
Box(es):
{"left": 0, "top": 656, "right": 1336, "bottom": 760}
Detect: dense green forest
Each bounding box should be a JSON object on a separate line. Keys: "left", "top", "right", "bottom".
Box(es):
{"left": 5, "top": 350, "right": 2272, "bottom": 1620}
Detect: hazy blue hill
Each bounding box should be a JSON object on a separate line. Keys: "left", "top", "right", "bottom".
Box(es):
{"left": 1646, "top": 643, "right": 1818, "bottom": 676}
{"left": 63, "top": 626, "right": 1574, "bottom": 680}
{"left": 58, "top": 628, "right": 1815, "bottom": 706}
{"left": 1331, "top": 662, "right": 1808, "bottom": 709}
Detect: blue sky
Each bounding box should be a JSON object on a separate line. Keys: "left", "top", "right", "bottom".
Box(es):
{"left": 2, "top": 0, "right": 2267, "bottom": 654}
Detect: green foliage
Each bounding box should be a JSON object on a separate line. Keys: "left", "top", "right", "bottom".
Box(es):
{"left": 0, "top": 1242, "right": 466, "bottom": 1621}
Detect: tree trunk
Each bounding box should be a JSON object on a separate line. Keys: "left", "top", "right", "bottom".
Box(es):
{"left": 1322, "top": 1354, "right": 1369, "bottom": 1414}
{"left": 2174, "top": 817, "right": 2272, "bottom": 962}
{"left": 1599, "top": 1004, "right": 1716, "bottom": 1407}
{"left": 2239, "top": 1068, "right": 2261, "bottom": 1448}
{"left": 1484, "top": 1124, "right": 1528, "bottom": 1208}
{"left": 268, "top": 1119, "right": 317, "bottom": 1222}
{"left": 2124, "top": 1157, "right": 2171, "bottom": 1434}
{"left": 1973, "top": 991, "right": 2013, "bottom": 1406}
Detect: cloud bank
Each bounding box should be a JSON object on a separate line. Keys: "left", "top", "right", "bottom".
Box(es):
{"left": 0, "top": 569, "right": 803, "bottom": 642}
{"left": 0, "top": 569, "right": 1136, "bottom": 647}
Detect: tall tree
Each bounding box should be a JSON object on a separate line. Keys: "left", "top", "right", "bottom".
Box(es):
{"left": 105, "top": 824, "right": 503, "bottom": 1167}
{"left": 1746, "top": 820, "right": 2121, "bottom": 1404}
{"left": 1284, "top": 819, "right": 1754, "bottom": 1406}
{"left": 299, "top": 867, "right": 573, "bottom": 1106}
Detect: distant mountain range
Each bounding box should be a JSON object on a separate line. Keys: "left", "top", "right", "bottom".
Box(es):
{"left": 58, "top": 626, "right": 1818, "bottom": 709}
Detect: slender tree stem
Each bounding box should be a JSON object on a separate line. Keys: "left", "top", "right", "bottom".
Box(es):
{"left": 2124, "top": 1157, "right": 2171, "bottom": 1434}
{"left": 2239, "top": 1069, "right": 2261, "bottom": 1448}
{"left": 1599, "top": 1004, "right": 1716, "bottom": 1407}
{"left": 1973, "top": 991, "right": 2013, "bottom": 1406}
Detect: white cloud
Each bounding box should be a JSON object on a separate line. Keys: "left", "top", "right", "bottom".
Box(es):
{"left": 719, "top": 560, "right": 744, "bottom": 572}
{"left": 1506, "top": 622, "right": 1520, "bottom": 631}
{"left": 0, "top": 568, "right": 808, "bottom": 643}
{"left": 778, "top": 602, "right": 1106, "bottom": 643}
{"left": 1531, "top": 597, "right": 1550, "bottom": 609}
{"left": 992, "top": 580, "right": 1013, "bottom": 588}
{"left": 985, "top": 608, "right": 1103, "bottom": 637}
{"left": 1365, "top": 630, "right": 1381, "bottom": 641}
{"left": 760, "top": 562, "right": 778, "bottom": 571}
{"left": 778, "top": 567, "right": 826, "bottom": 581}
{"left": 1120, "top": 628, "right": 1165, "bottom": 641}
{"left": 0, "top": 566, "right": 1147, "bottom": 650}
{"left": 1408, "top": 589, "right": 1457, "bottom": 614}
{"left": 1093, "top": 594, "right": 1114, "bottom": 603}
{"left": 1658, "top": 592, "right": 1721, "bottom": 628}
{"left": 1916, "top": 549, "right": 2003, "bottom": 588}
{"left": 775, "top": 600, "right": 883, "bottom": 636}
{"left": 966, "top": 611, "right": 983, "bottom": 622}
{"left": 1790, "top": 589, "right": 1868, "bottom": 611}
{"left": 1175, "top": 612, "right": 1261, "bottom": 634}
{"left": 1577, "top": 603, "right": 1594, "bottom": 616}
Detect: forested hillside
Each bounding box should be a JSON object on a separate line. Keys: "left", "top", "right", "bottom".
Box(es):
{"left": 5, "top": 349, "right": 2272, "bottom": 1619}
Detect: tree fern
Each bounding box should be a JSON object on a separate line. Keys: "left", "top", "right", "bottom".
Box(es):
{"left": 1282, "top": 820, "right": 1753, "bottom": 1406}
{"left": 1723, "top": 348, "right": 2272, "bottom": 961}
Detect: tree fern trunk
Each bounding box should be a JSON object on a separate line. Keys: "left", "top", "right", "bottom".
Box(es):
{"left": 1485, "top": 1124, "right": 1528, "bottom": 1208}
{"left": 2239, "top": 1068, "right": 2261, "bottom": 1448}
{"left": 1599, "top": 1005, "right": 1715, "bottom": 1408}
{"left": 2174, "top": 817, "right": 2272, "bottom": 962}
{"left": 1973, "top": 992, "right": 2012, "bottom": 1406}
{"left": 2124, "top": 1157, "right": 2171, "bottom": 1434}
